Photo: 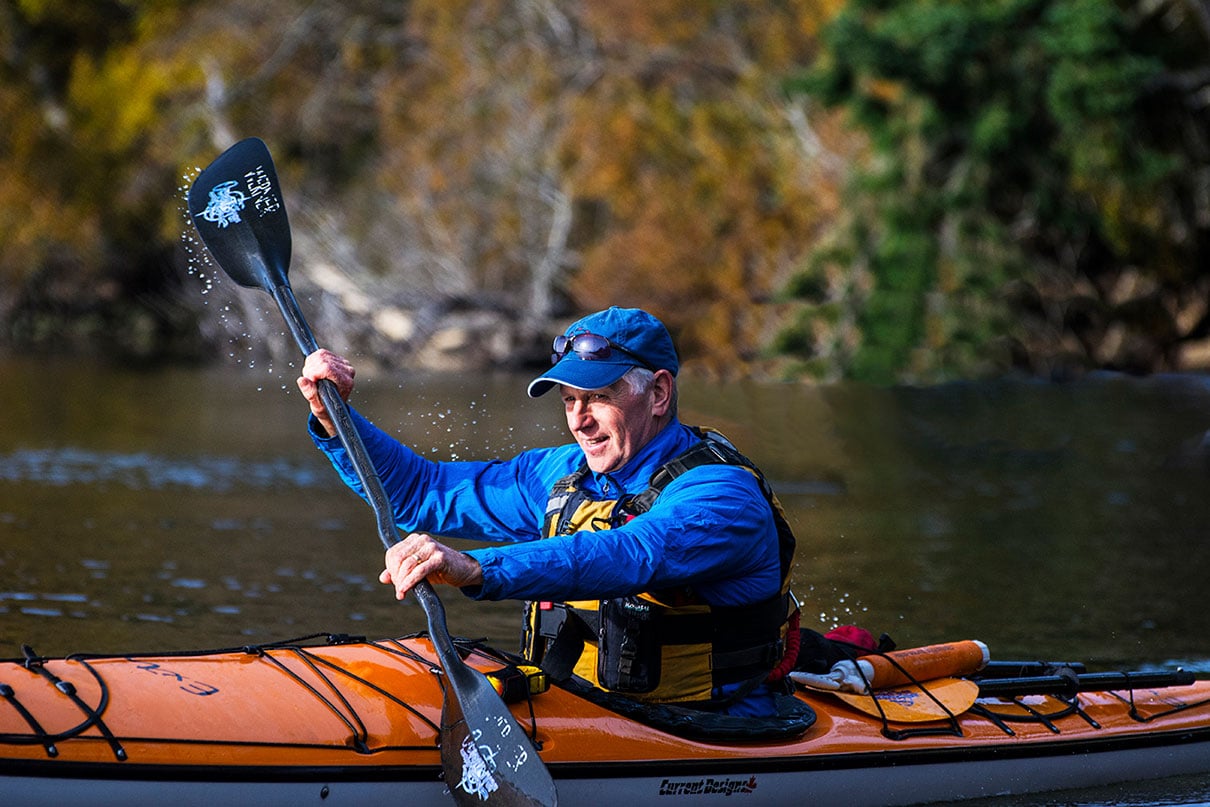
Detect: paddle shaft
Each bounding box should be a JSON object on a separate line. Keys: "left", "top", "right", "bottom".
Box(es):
{"left": 270, "top": 285, "right": 461, "bottom": 657}
{"left": 977, "top": 669, "right": 1195, "bottom": 698}
{"left": 979, "top": 660, "right": 1087, "bottom": 678}
{"left": 276, "top": 285, "right": 559, "bottom": 805}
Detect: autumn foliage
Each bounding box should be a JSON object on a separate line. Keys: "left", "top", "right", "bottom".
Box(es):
{"left": 2, "top": 0, "right": 1208, "bottom": 383}
{"left": 0, "top": 0, "right": 848, "bottom": 374}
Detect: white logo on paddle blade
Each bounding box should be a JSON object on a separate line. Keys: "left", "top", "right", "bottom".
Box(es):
{"left": 457, "top": 732, "right": 500, "bottom": 801}
{"left": 199, "top": 181, "right": 247, "bottom": 228}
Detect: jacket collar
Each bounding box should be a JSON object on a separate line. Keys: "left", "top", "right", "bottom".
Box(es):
{"left": 584, "top": 418, "right": 696, "bottom": 495}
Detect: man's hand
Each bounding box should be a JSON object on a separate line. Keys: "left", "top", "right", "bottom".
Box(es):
{"left": 381, "top": 533, "right": 484, "bottom": 599}
{"left": 296, "top": 349, "right": 356, "bottom": 437}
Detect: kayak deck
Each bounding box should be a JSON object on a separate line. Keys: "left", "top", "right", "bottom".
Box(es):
{"left": 2, "top": 633, "right": 1209, "bottom": 804}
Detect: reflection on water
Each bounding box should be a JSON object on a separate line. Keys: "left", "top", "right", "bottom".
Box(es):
{"left": 4, "top": 358, "right": 1210, "bottom": 661}
{"left": 2, "top": 356, "right": 1210, "bottom": 803}
{"left": 0, "top": 356, "right": 552, "bottom": 657}
{"left": 0, "top": 447, "right": 326, "bottom": 490}
{"left": 686, "top": 373, "right": 1210, "bottom": 670}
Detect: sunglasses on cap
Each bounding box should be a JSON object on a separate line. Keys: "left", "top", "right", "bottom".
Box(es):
{"left": 551, "top": 332, "right": 657, "bottom": 370}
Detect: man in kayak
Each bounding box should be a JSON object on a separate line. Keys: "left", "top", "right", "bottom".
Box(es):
{"left": 298, "top": 306, "right": 797, "bottom": 717}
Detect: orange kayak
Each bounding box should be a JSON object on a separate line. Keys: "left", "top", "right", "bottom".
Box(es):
{"left": 1, "top": 632, "right": 1208, "bottom": 805}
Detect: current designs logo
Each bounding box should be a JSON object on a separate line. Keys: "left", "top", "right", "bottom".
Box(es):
{"left": 659, "top": 775, "right": 758, "bottom": 797}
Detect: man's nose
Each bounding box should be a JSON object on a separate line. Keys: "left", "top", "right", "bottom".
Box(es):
{"left": 568, "top": 401, "right": 593, "bottom": 430}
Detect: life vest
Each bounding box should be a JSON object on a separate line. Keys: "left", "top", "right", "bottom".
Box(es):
{"left": 522, "top": 428, "right": 798, "bottom": 706}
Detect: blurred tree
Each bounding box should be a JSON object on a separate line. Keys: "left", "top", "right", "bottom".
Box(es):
{"left": 1, "top": 0, "right": 167, "bottom": 353}
{"left": 372, "top": 0, "right": 849, "bottom": 374}
{"left": 0, "top": 0, "right": 848, "bottom": 375}
{"left": 560, "top": 0, "right": 848, "bottom": 375}
{"left": 375, "top": 0, "right": 580, "bottom": 322}
{"left": 0, "top": 0, "right": 413, "bottom": 358}
{"left": 780, "top": 0, "right": 1210, "bottom": 383}
{"left": 159, "top": 0, "right": 849, "bottom": 373}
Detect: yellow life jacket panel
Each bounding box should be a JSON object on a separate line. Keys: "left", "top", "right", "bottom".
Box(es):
{"left": 522, "top": 428, "right": 797, "bottom": 706}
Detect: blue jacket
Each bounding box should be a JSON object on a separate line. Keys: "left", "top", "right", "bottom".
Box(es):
{"left": 309, "top": 409, "right": 785, "bottom": 716}
{"left": 309, "top": 410, "right": 783, "bottom": 606}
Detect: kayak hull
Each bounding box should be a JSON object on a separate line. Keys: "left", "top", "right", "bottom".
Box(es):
{"left": 2, "top": 634, "right": 1208, "bottom": 805}
{"left": 5, "top": 735, "right": 1210, "bottom": 807}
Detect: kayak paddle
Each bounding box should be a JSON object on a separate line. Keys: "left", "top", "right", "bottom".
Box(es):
{"left": 188, "top": 137, "right": 557, "bottom": 807}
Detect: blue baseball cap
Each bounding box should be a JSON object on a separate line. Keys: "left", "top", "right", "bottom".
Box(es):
{"left": 527, "top": 307, "right": 680, "bottom": 398}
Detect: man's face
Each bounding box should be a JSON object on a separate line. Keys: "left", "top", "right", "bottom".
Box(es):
{"left": 560, "top": 375, "right": 667, "bottom": 474}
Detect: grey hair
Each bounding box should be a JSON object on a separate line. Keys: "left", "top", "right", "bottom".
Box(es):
{"left": 622, "top": 367, "right": 678, "bottom": 416}
{"left": 621, "top": 366, "right": 654, "bottom": 394}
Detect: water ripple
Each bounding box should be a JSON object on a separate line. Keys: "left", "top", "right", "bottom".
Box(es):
{"left": 0, "top": 448, "right": 325, "bottom": 492}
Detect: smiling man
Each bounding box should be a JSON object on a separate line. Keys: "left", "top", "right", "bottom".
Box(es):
{"left": 298, "top": 306, "right": 797, "bottom": 716}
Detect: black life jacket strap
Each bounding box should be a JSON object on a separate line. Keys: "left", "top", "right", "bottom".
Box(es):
{"left": 624, "top": 430, "right": 767, "bottom": 523}
{"left": 542, "top": 467, "right": 590, "bottom": 537}
{"left": 624, "top": 428, "right": 797, "bottom": 598}
{"left": 532, "top": 603, "right": 595, "bottom": 683}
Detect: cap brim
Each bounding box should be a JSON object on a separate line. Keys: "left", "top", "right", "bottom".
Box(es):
{"left": 527, "top": 358, "right": 634, "bottom": 398}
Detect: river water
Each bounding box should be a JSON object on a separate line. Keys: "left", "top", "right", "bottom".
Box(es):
{"left": 2, "top": 354, "right": 1209, "bottom": 804}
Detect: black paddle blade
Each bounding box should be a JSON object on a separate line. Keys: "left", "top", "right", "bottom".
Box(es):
{"left": 188, "top": 137, "right": 291, "bottom": 291}
{"left": 440, "top": 662, "right": 557, "bottom": 807}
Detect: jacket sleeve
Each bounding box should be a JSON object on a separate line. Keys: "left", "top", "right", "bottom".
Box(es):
{"left": 308, "top": 409, "right": 548, "bottom": 543}
{"left": 467, "top": 464, "right": 783, "bottom": 606}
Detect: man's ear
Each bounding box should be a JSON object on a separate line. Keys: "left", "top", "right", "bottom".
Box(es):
{"left": 651, "top": 369, "right": 674, "bottom": 416}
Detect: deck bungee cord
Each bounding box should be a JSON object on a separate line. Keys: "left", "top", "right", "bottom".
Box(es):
{"left": 0, "top": 633, "right": 449, "bottom": 760}
{"left": 1, "top": 646, "right": 123, "bottom": 761}
{"left": 0, "top": 631, "right": 565, "bottom": 768}
{"left": 789, "top": 637, "right": 1206, "bottom": 741}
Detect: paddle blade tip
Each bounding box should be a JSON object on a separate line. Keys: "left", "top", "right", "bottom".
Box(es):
{"left": 442, "top": 726, "right": 558, "bottom": 807}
